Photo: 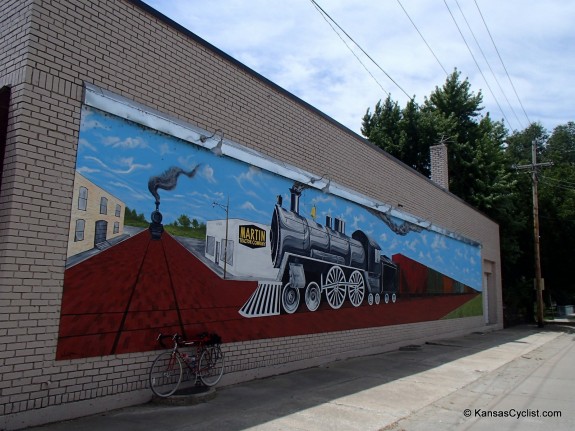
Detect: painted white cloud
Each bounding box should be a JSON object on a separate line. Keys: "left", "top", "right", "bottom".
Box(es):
{"left": 234, "top": 165, "right": 263, "bottom": 189}
{"left": 80, "top": 109, "right": 109, "bottom": 131}
{"left": 202, "top": 164, "right": 217, "bottom": 184}
{"left": 240, "top": 201, "right": 268, "bottom": 217}
{"left": 78, "top": 138, "right": 97, "bottom": 152}
{"left": 103, "top": 136, "right": 148, "bottom": 150}
{"left": 84, "top": 155, "right": 152, "bottom": 175}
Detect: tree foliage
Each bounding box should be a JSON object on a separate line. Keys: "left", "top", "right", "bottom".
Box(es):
{"left": 362, "top": 70, "right": 575, "bottom": 323}
{"left": 363, "top": 70, "right": 516, "bottom": 218}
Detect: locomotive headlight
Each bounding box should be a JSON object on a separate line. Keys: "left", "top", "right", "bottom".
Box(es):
{"left": 149, "top": 210, "right": 164, "bottom": 240}
{"left": 151, "top": 210, "right": 163, "bottom": 224}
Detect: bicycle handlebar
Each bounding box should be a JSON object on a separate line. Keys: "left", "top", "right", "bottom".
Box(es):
{"left": 156, "top": 332, "right": 217, "bottom": 349}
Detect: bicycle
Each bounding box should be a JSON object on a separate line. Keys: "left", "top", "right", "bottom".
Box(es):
{"left": 149, "top": 332, "right": 225, "bottom": 397}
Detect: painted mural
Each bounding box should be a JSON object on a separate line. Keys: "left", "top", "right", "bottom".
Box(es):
{"left": 57, "top": 104, "right": 482, "bottom": 360}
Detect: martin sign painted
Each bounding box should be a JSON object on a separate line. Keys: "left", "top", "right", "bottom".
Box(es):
{"left": 239, "top": 224, "right": 267, "bottom": 248}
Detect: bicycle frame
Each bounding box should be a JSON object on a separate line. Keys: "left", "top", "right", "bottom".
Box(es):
{"left": 149, "top": 332, "right": 224, "bottom": 397}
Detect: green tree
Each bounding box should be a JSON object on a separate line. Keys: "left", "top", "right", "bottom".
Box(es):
{"left": 177, "top": 214, "right": 191, "bottom": 228}
{"left": 538, "top": 122, "right": 575, "bottom": 305}
{"left": 124, "top": 206, "right": 148, "bottom": 227}
{"left": 362, "top": 95, "right": 402, "bottom": 156}
{"left": 503, "top": 123, "right": 548, "bottom": 322}
{"left": 362, "top": 69, "right": 534, "bottom": 324}
{"left": 421, "top": 69, "right": 486, "bottom": 202}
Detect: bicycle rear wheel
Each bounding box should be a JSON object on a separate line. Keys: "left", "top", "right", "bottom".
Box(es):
{"left": 149, "top": 351, "right": 183, "bottom": 397}
{"left": 199, "top": 346, "right": 225, "bottom": 386}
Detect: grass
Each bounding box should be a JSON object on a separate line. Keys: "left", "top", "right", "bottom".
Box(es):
{"left": 441, "top": 294, "right": 483, "bottom": 319}
{"left": 163, "top": 224, "right": 206, "bottom": 239}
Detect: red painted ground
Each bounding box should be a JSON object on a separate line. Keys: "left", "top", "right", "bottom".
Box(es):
{"left": 57, "top": 230, "right": 478, "bottom": 360}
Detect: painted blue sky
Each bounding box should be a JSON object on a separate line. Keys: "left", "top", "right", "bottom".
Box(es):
{"left": 76, "top": 106, "right": 481, "bottom": 290}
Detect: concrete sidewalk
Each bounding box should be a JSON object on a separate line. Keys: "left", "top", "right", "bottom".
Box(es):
{"left": 26, "top": 325, "right": 574, "bottom": 431}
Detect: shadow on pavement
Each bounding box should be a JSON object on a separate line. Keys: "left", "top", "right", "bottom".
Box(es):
{"left": 29, "top": 324, "right": 574, "bottom": 431}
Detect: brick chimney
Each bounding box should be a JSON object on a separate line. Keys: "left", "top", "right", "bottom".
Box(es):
{"left": 430, "top": 143, "right": 449, "bottom": 190}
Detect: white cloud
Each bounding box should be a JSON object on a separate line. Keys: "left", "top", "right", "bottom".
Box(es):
{"left": 431, "top": 235, "right": 447, "bottom": 250}
{"left": 77, "top": 166, "right": 100, "bottom": 174}
{"left": 234, "top": 166, "right": 264, "bottom": 194}
{"left": 81, "top": 109, "right": 109, "bottom": 131}
{"left": 84, "top": 155, "right": 152, "bottom": 175}
{"left": 144, "top": 0, "right": 575, "bottom": 134}
{"left": 103, "top": 136, "right": 148, "bottom": 150}
{"left": 240, "top": 201, "right": 268, "bottom": 217}
{"left": 405, "top": 238, "right": 419, "bottom": 252}
{"left": 202, "top": 165, "right": 217, "bottom": 184}
{"left": 78, "top": 138, "right": 97, "bottom": 152}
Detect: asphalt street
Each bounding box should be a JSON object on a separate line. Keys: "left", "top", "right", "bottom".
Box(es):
{"left": 22, "top": 324, "right": 575, "bottom": 431}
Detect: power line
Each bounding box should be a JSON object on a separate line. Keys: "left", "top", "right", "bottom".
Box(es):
{"left": 443, "top": 0, "right": 510, "bottom": 127}
{"left": 539, "top": 175, "right": 575, "bottom": 190}
{"left": 309, "top": 0, "right": 389, "bottom": 97}
{"left": 309, "top": 0, "right": 412, "bottom": 100}
{"left": 473, "top": 0, "right": 532, "bottom": 126}
{"left": 454, "top": 0, "right": 523, "bottom": 130}
{"left": 396, "top": 0, "right": 448, "bottom": 76}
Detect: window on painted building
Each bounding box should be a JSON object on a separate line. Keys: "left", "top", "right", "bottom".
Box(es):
{"left": 75, "top": 219, "right": 85, "bottom": 241}
{"left": 113, "top": 221, "right": 120, "bottom": 234}
{"left": 206, "top": 235, "right": 215, "bottom": 256}
{"left": 222, "top": 239, "right": 234, "bottom": 266}
{"left": 100, "top": 197, "right": 108, "bottom": 215}
{"left": 78, "top": 186, "right": 88, "bottom": 210}
{"left": 115, "top": 204, "right": 121, "bottom": 217}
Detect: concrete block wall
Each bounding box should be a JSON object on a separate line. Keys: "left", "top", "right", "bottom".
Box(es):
{"left": 0, "top": 0, "right": 502, "bottom": 428}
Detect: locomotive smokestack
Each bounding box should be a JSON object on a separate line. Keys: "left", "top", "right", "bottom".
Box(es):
{"left": 289, "top": 185, "right": 302, "bottom": 214}
{"left": 334, "top": 218, "right": 345, "bottom": 234}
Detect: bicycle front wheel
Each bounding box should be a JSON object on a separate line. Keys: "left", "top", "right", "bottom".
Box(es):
{"left": 149, "top": 351, "right": 183, "bottom": 397}
{"left": 199, "top": 346, "right": 225, "bottom": 386}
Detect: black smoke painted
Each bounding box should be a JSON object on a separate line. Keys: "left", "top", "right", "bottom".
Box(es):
{"left": 147, "top": 165, "right": 200, "bottom": 208}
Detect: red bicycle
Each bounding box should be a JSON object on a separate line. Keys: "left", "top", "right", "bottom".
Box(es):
{"left": 149, "top": 332, "right": 225, "bottom": 397}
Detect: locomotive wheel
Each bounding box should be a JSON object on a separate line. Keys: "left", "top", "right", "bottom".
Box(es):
{"left": 384, "top": 293, "right": 390, "bottom": 304}
{"left": 305, "top": 282, "right": 321, "bottom": 312}
{"left": 281, "top": 283, "right": 300, "bottom": 314}
{"left": 392, "top": 293, "right": 397, "bottom": 303}
{"left": 324, "top": 266, "right": 346, "bottom": 309}
{"left": 368, "top": 293, "right": 374, "bottom": 305}
{"left": 375, "top": 293, "right": 381, "bottom": 305}
{"left": 347, "top": 270, "right": 365, "bottom": 307}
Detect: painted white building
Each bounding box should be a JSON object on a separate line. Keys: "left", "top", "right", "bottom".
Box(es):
{"left": 205, "top": 218, "right": 279, "bottom": 280}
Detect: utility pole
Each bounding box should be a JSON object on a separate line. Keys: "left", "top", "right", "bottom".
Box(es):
{"left": 516, "top": 140, "right": 553, "bottom": 327}
{"left": 213, "top": 196, "right": 230, "bottom": 280}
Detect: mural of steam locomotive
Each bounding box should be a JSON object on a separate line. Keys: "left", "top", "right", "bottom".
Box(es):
{"left": 270, "top": 184, "right": 399, "bottom": 313}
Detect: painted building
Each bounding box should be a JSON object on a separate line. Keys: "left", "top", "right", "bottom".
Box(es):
{"left": 0, "top": 0, "right": 502, "bottom": 428}
{"left": 67, "top": 172, "right": 126, "bottom": 258}
{"left": 205, "top": 218, "right": 278, "bottom": 280}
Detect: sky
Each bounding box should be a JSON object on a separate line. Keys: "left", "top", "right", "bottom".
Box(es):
{"left": 76, "top": 105, "right": 482, "bottom": 288}
{"left": 142, "top": 0, "right": 574, "bottom": 136}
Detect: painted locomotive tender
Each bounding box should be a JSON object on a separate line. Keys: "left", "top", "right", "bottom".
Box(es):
{"left": 270, "top": 185, "right": 398, "bottom": 313}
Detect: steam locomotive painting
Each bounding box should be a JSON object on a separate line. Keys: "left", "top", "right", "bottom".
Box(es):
{"left": 270, "top": 184, "right": 398, "bottom": 313}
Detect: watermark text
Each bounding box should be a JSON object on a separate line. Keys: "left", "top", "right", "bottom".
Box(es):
{"left": 463, "top": 408, "right": 562, "bottom": 419}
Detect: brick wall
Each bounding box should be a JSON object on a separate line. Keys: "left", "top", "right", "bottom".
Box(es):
{"left": 0, "top": 0, "right": 502, "bottom": 428}
{"left": 430, "top": 143, "right": 449, "bottom": 190}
